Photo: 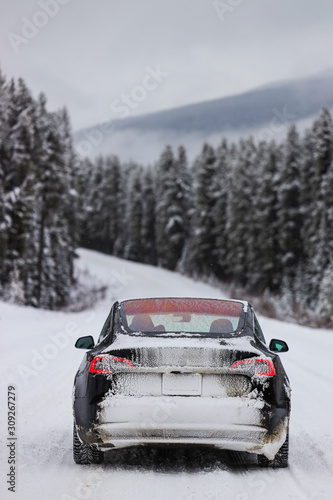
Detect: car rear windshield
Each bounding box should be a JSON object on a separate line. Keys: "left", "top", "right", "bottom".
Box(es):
{"left": 120, "top": 298, "right": 244, "bottom": 335}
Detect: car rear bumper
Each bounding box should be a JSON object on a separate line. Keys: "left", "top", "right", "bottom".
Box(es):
{"left": 80, "top": 395, "right": 288, "bottom": 459}
{"left": 95, "top": 422, "right": 267, "bottom": 453}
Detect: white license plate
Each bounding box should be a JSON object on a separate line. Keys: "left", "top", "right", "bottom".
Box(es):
{"left": 162, "top": 373, "right": 202, "bottom": 396}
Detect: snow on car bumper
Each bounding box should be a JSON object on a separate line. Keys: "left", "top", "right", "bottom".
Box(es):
{"left": 89, "top": 395, "right": 286, "bottom": 458}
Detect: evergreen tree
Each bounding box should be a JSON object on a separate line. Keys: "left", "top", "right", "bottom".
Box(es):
{"left": 2, "top": 78, "right": 38, "bottom": 297}
{"left": 31, "top": 95, "right": 59, "bottom": 306}
{"left": 56, "top": 107, "right": 80, "bottom": 280}
{"left": 141, "top": 167, "right": 157, "bottom": 265}
{"left": 317, "top": 259, "right": 333, "bottom": 324}
{"left": 248, "top": 141, "right": 280, "bottom": 292}
{"left": 81, "top": 155, "right": 121, "bottom": 255}
{"left": 77, "top": 157, "right": 94, "bottom": 248}
{"left": 0, "top": 68, "right": 78, "bottom": 309}
{"left": 277, "top": 125, "right": 302, "bottom": 292}
{"left": 166, "top": 145, "right": 192, "bottom": 269}
{"left": 302, "top": 109, "right": 333, "bottom": 304}
{"left": 81, "top": 155, "right": 105, "bottom": 250}
{"left": 226, "top": 138, "right": 257, "bottom": 286}
{"left": 155, "top": 145, "right": 190, "bottom": 270}
{"left": 104, "top": 155, "right": 121, "bottom": 254}
{"left": 0, "top": 69, "right": 9, "bottom": 280}
{"left": 190, "top": 143, "right": 219, "bottom": 276}
{"left": 213, "top": 139, "right": 231, "bottom": 280}
{"left": 124, "top": 166, "right": 143, "bottom": 262}
{"left": 176, "top": 145, "right": 192, "bottom": 233}
{"left": 155, "top": 146, "right": 172, "bottom": 268}
{"left": 113, "top": 162, "right": 137, "bottom": 258}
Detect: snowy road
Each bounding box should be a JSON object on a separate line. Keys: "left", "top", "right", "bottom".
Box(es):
{"left": 1, "top": 249, "right": 333, "bottom": 500}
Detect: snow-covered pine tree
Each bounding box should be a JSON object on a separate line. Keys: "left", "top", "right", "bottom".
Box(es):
{"left": 104, "top": 155, "right": 121, "bottom": 254}
{"left": 80, "top": 154, "right": 121, "bottom": 255}
{"left": 176, "top": 145, "right": 192, "bottom": 234}
{"left": 2, "top": 78, "right": 38, "bottom": 299}
{"left": 113, "top": 161, "right": 137, "bottom": 259}
{"left": 24, "top": 92, "right": 77, "bottom": 308}
{"left": 141, "top": 167, "right": 157, "bottom": 265}
{"left": 189, "top": 143, "right": 220, "bottom": 276}
{"left": 155, "top": 145, "right": 190, "bottom": 270}
{"left": 0, "top": 71, "right": 78, "bottom": 309}
{"left": 247, "top": 140, "right": 281, "bottom": 293}
{"left": 46, "top": 108, "right": 80, "bottom": 308}
{"left": 225, "top": 137, "right": 257, "bottom": 287}
{"left": 124, "top": 165, "right": 143, "bottom": 262}
{"left": 0, "top": 69, "right": 9, "bottom": 283}
{"left": 317, "top": 259, "right": 333, "bottom": 325}
{"left": 77, "top": 156, "right": 94, "bottom": 249}
{"left": 302, "top": 108, "right": 333, "bottom": 306}
{"left": 317, "top": 153, "right": 333, "bottom": 311}
{"left": 175, "top": 145, "right": 194, "bottom": 273}
{"left": 81, "top": 155, "right": 105, "bottom": 250}
{"left": 155, "top": 146, "right": 173, "bottom": 268}
{"left": 165, "top": 145, "right": 192, "bottom": 269}
{"left": 212, "top": 139, "right": 231, "bottom": 280}
{"left": 296, "top": 128, "right": 316, "bottom": 304}
{"left": 276, "top": 125, "right": 302, "bottom": 293}
{"left": 56, "top": 107, "right": 80, "bottom": 281}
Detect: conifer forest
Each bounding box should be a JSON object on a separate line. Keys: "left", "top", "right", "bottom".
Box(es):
{"left": 1, "top": 70, "right": 333, "bottom": 322}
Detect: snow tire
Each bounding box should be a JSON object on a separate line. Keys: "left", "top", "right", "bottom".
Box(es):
{"left": 258, "top": 430, "right": 289, "bottom": 468}
{"left": 73, "top": 423, "right": 104, "bottom": 464}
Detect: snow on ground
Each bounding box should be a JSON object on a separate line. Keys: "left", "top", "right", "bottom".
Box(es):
{"left": 1, "top": 248, "right": 333, "bottom": 500}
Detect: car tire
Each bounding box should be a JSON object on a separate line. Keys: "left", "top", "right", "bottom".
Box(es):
{"left": 73, "top": 423, "right": 104, "bottom": 464}
{"left": 258, "top": 430, "right": 289, "bottom": 468}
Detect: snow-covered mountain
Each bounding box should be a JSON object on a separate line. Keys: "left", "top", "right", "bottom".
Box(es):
{"left": 1, "top": 248, "right": 333, "bottom": 499}
{"left": 73, "top": 68, "right": 333, "bottom": 163}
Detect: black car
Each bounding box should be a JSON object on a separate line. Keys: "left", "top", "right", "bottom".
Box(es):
{"left": 73, "top": 297, "right": 291, "bottom": 467}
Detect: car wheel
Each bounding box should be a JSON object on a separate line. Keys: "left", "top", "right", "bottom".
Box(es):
{"left": 73, "top": 423, "right": 104, "bottom": 464}
{"left": 258, "top": 431, "right": 289, "bottom": 468}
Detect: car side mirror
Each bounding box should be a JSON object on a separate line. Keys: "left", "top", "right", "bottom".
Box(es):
{"left": 75, "top": 335, "right": 95, "bottom": 349}
{"left": 269, "top": 338, "right": 289, "bottom": 353}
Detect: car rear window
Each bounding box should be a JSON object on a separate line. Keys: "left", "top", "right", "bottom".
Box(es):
{"left": 120, "top": 298, "right": 244, "bottom": 335}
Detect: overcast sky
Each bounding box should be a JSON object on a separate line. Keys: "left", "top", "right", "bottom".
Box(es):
{"left": 1, "top": 0, "right": 333, "bottom": 131}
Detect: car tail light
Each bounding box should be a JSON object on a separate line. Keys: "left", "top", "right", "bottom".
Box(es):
{"left": 230, "top": 358, "right": 275, "bottom": 376}
{"left": 89, "top": 355, "right": 133, "bottom": 374}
